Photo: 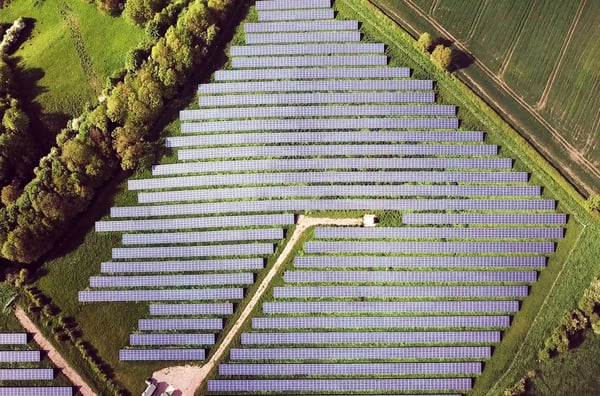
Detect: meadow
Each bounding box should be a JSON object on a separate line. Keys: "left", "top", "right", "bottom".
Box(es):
{"left": 1, "top": 0, "right": 144, "bottom": 118}
{"left": 372, "top": 0, "right": 600, "bottom": 197}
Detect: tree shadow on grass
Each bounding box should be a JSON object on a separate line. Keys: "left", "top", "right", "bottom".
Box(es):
{"left": 431, "top": 36, "right": 475, "bottom": 72}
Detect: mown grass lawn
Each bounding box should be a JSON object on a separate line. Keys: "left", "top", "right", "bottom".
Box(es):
{"left": 1, "top": 0, "right": 144, "bottom": 117}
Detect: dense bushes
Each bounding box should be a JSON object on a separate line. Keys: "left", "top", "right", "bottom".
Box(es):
{"left": 0, "top": 0, "right": 239, "bottom": 264}
{"left": 539, "top": 277, "right": 600, "bottom": 360}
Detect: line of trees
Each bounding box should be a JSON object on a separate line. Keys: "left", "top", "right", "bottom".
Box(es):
{"left": 0, "top": 0, "right": 238, "bottom": 264}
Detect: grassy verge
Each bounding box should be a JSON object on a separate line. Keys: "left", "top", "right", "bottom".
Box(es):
{"left": 334, "top": 1, "right": 600, "bottom": 395}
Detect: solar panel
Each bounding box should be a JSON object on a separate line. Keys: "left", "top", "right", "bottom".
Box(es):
{"left": 402, "top": 213, "right": 568, "bottom": 225}
{"left": 130, "top": 333, "right": 215, "bottom": 346}
{"left": 255, "top": 0, "right": 331, "bottom": 10}
{"left": 138, "top": 318, "right": 223, "bottom": 330}
{"left": 230, "top": 43, "right": 385, "bottom": 56}
{"left": 229, "top": 346, "right": 490, "bottom": 360}
{"left": 0, "top": 333, "right": 28, "bottom": 344}
{"left": 295, "top": 256, "right": 546, "bottom": 268}
{"left": 0, "top": 351, "right": 40, "bottom": 362}
{"left": 122, "top": 228, "right": 283, "bottom": 245}
{"left": 198, "top": 92, "right": 436, "bottom": 106}
{"left": 149, "top": 303, "right": 234, "bottom": 316}
{"left": 101, "top": 259, "right": 264, "bottom": 273}
{"left": 315, "top": 227, "right": 564, "bottom": 239}
{"left": 219, "top": 361, "right": 481, "bottom": 376}
{"left": 119, "top": 349, "right": 205, "bottom": 361}
{"left": 232, "top": 55, "right": 387, "bottom": 68}
{"left": 181, "top": 118, "right": 458, "bottom": 133}
{"left": 0, "top": 388, "right": 73, "bottom": 396}
{"left": 180, "top": 105, "right": 456, "bottom": 120}
{"left": 111, "top": 243, "right": 274, "bottom": 259}
{"left": 89, "top": 273, "right": 254, "bottom": 288}
{"left": 151, "top": 157, "right": 512, "bottom": 176}
{"left": 245, "top": 31, "right": 361, "bottom": 44}
{"left": 0, "top": 369, "right": 55, "bottom": 380}
{"left": 137, "top": 186, "right": 539, "bottom": 204}
{"left": 252, "top": 315, "right": 510, "bottom": 329}
{"left": 167, "top": 131, "right": 482, "bottom": 148}
{"left": 129, "top": 171, "right": 528, "bottom": 191}
{"left": 207, "top": 378, "right": 471, "bottom": 392}
{"left": 111, "top": 199, "right": 555, "bottom": 218}
{"left": 78, "top": 288, "right": 244, "bottom": 302}
{"left": 197, "top": 79, "right": 433, "bottom": 94}
{"left": 263, "top": 300, "right": 520, "bottom": 314}
{"left": 241, "top": 331, "right": 500, "bottom": 345}
{"left": 215, "top": 67, "right": 410, "bottom": 81}
{"left": 273, "top": 286, "right": 528, "bottom": 298}
{"left": 257, "top": 9, "right": 334, "bottom": 22}
{"left": 97, "top": 214, "right": 295, "bottom": 232}
{"left": 244, "top": 20, "right": 358, "bottom": 33}
{"left": 305, "top": 241, "right": 555, "bottom": 254}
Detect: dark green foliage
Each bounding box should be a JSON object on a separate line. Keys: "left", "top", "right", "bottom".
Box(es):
{"left": 124, "top": 0, "right": 167, "bottom": 26}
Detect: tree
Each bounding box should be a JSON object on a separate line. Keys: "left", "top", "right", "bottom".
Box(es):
{"left": 584, "top": 193, "right": 600, "bottom": 213}
{"left": 416, "top": 32, "right": 432, "bottom": 52}
{"left": 431, "top": 44, "right": 452, "bottom": 70}
{"left": 124, "top": 0, "right": 167, "bottom": 26}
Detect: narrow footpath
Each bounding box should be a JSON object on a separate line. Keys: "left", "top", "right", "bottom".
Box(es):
{"left": 153, "top": 215, "right": 366, "bottom": 395}
{"left": 15, "top": 306, "right": 95, "bottom": 396}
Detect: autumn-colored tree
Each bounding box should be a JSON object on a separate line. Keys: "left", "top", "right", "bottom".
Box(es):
{"left": 431, "top": 44, "right": 452, "bottom": 70}
{"left": 416, "top": 32, "right": 432, "bottom": 52}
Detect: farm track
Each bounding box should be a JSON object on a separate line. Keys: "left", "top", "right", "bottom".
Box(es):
{"left": 536, "top": 0, "right": 587, "bottom": 111}
{"left": 376, "top": 0, "right": 600, "bottom": 195}
{"left": 14, "top": 307, "right": 95, "bottom": 396}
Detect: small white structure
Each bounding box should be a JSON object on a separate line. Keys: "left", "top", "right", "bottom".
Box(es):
{"left": 362, "top": 214, "right": 377, "bottom": 227}
{"left": 142, "top": 378, "right": 157, "bottom": 396}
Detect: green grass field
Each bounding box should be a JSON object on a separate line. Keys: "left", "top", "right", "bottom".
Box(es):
{"left": 1, "top": 0, "right": 144, "bottom": 117}
{"left": 371, "top": 0, "right": 600, "bottom": 196}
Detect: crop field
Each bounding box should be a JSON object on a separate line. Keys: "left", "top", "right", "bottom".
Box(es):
{"left": 371, "top": 0, "right": 600, "bottom": 196}
{"left": 1, "top": 0, "right": 144, "bottom": 117}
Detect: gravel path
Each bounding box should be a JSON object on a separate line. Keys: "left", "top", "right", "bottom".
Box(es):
{"left": 15, "top": 306, "right": 95, "bottom": 396}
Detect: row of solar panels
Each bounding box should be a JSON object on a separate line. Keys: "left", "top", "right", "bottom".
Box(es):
{"left": 79, "top": 288, "right": 244, "bottom": 302}
{"left": 0, "top": 369, "right": 54, "bottom": 380}
{"left": 252, "top": 315, "right": 511, "bottom": 329}
{"left": 219, "top": 361, "right": 482, "bottom": 375}
{"left": 111, "top": 243, "right": 273, "bottom": 259}
{"left": 241, "top": 331, "right": 501, "bottom": 345}
{"left": 137, "top": 185, "right": 540, "bottom": 204}
{"left": 199, "top": 92, "right": 436, "bottom": 106}
{"left": 208, "top": 378, "right": 470, "bottom": 392}
{"left": 177, "top": 143, "right": 495, "bottom": 160}
{"left": 214, "top": 66, "right": 411, "bottom": 81}
{"left": 100, "top": 259, "right": 265, "bottom": 273}
{"left": 152, "top": 157, "right": 513, "bottom": 175}
{"left": 96, "top": 213, "right": 294, "bottom": 232}
{"left": 306, "top": 241, "right": 555, "bottom": 253}
{"left": 167, "top": 131, "right": 482, "bottom": 149}
{"left": 263, "top": 300, "right": 520, "bottom": 314}
{"left": 295, "top": 256, "right": 547, "bottom": 268}
{"left": 198, "top": 79, "right": 433, "bottom": 94}
{"left": 0, "top": 388, "right": 72, "bottom": 396}
{"left": 256, "top": 0, "right": 332, "bottom": 11}
{"left": 89, "top": 273, "right": 254, "bottom": 288}
{"left": 0, "top": 333, "right": 27, "bottom": 344}
{"left": 273, "top": 286, "right": 529, "bottom": 299}
{"left": 257, "top": 9, "right": 334, "bottom": 22}
{"left": 180, "top": 105, "right": 456, "bottom": 120}
{"left": 0, "top": 351, "right": 40, "bottom": 362}
{"left": 315, "top": 227, "right": 563, "bottom": 239}
{"left": 230, "top": 346, "right": 491, "bottom": 360}
{"left": 121, "top": 228, "right": 283, "bottom": 245}
{"left": 130, "top": 333, "right": 215, "bottom": 346}
{"left": 244, "top": 20, "right": 358, "bottom": 34}
{"left": 232, "top": 55, "right": 388, "bottom": 68}
{"left": 119, "top": 349, "right": 205, "bottom": 361}
{"left": 230, "top": 43, "right": 385, "bottom": 56}
{"left": 139, "top": 319, "right": 223, "bottom": 331}
{"left": 245, "top": 31, "right": 361, "bottom": 44}
{"left": 404, "top": 213, "right": 568, "bottom": 224}
{"left": 284, "top": 270, "right": 538, "bottom": 283}
{"left": 180, "top": 118, "right": 458, "bottom": 134}
{"left": 111, "top": 199, "right": 556, "bottom": 218}
{"left": 129, "top": 171, "right": 528, "bottom": 191}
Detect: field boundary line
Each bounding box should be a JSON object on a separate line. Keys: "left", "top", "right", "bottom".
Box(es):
{"left": 190, "top": 215, "right": 365, "bottom": 394}
{"left": 14, "top": 306, "right": 95, "bottom": 396}
{"left": 466, "top": 0, "right": 487, "bottom": 42}
{"left": 497, "top": 0, "right": 535, "bottom": 80}
{"left": 488, "top": 223, "right": 587, "bottom": 394}
{"left": 536, "top": 0, "right": 587, "bottom": 110}
{"left": 393, "top": 0, "right": 600, "bottom": 192}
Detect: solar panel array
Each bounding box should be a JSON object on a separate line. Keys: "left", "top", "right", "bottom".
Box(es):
{"left": 80, "top": 0, "right": 567, "bottom": 384}
{"left": 0, "top": 334, "right": 73, "bottom": 395}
